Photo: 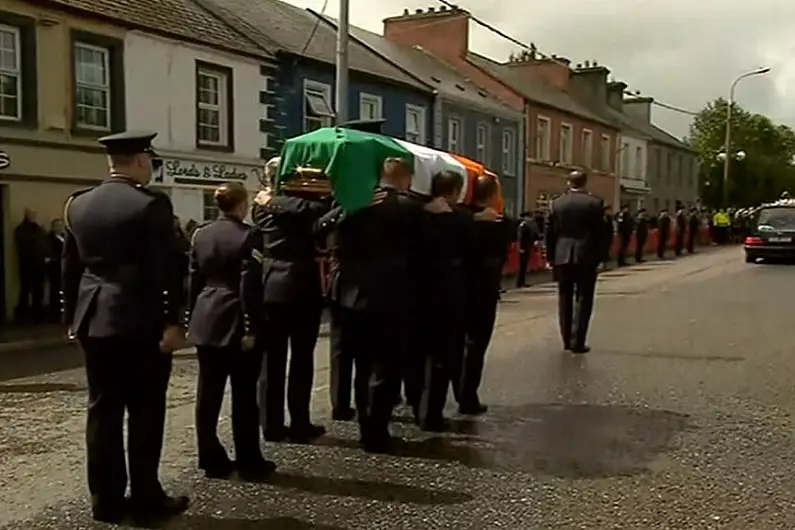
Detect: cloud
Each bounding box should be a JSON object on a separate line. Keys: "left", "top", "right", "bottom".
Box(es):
{"left": 284, "top": 0, "right": 795, "bottom": 138}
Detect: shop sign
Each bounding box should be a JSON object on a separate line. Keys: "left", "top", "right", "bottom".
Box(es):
{"left": 0, "top": 149, "right": 9, "bottom": 170}
{"left": 156, "top": 158, "right": 262, "bottom": 185}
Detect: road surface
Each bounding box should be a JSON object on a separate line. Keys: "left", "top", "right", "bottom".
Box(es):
{"left": 1, "top": 246, "right": 793, "bottom": 529}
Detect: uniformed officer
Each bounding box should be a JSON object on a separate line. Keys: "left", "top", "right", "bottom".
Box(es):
{"left": 188, "top": 182, "right": 274, "bottom": 481}
{"left": 686, "top": 207, "right": 700, "bottom": 253}
{"left": 634, "top": 208, "right": 649, "bottom": 263}
{"left": 251, "top": 166, "right": 339, "bottom": 444}
{"left": 544, "top": 170, "right": 607, "bottom": 354}
{"left": 457, "top": 175, "right": 506, "bottom": 415}
{"left": 325, "top": 157, "right": 434, "bottom": 452}
{"left": 417, "top": 171, "right": 475, "bottom": 431}
{"left": 515, "top": 212, "right": 538, "bottom": 288}
{"left": 616, "top": 204, "right": 634, "bottom": 266}
{"left": 657, "top": 208, "right": 672, "bottom": 259}
{"left": 61, "top": 131, "right": 188, "bottom": 524}
{"left": 674, "top": 202, "right": 687, "bottom": 255}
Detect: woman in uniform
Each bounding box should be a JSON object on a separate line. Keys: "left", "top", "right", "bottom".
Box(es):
{"left": 188, "top": 182, "right": 274, "bottom": 481}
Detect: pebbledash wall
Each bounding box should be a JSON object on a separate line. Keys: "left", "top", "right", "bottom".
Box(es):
{"left": 124, "top": 31, "right": 269, "bottom": 224}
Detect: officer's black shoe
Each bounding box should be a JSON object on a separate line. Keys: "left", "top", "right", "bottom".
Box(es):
{"left": 130, "top": 495, "right": 189, "bottom": 524}
{"left": 570, "top": 345, "right": 591, "bottom": 354}
{"left": 91, "top": 500, "right": 127, "bottom": 524}
{"left": 419, "top": 418, "right": 450, "bottom": 432}
{"left": 263, "top": 426, "right": 288, "bottom": 442}
{"left": 360, "top": 434, "right": 393, "bottom": 454}
{"left": 332, "top": 408, "right": 356, "bottom": 421}
{"left": 238, "top": 459, "right": 276, "bottom": 482}
{"left": 458, "top": 403, "right": 488, "bottom": 416}
{"left": 202, "top": 459, "right": 235, "bottom": 479}
{"left": 289, "top": 423, "right": 326, "bottom": 443}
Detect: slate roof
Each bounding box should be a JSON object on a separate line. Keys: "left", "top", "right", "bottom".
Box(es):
{"left": 467, "top": 53, "right": 615, "bottom": 128}
{"left": 42, "top": 0, "right": 274, "bottom": 61}
{"left": 319, "top": 18, "right": 519, "bottom": 120}
{"left": 613, "top": 101, "right": 695, "bottom": 152}
{"left": 202, "top": 0, "right": 431, "bottom": 92}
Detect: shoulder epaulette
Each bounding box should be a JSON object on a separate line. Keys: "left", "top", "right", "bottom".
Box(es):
{"left": 63, "top": 187, "right": 92, "bottom": 232}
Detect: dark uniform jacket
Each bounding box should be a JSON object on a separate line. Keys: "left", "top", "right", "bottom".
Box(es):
{"left": 635, "top": 214, "right": 649, "bottom": 240}
{"left": 545, "top": 190, "right": 607, "bottom": 269}
{"left": 251, "top": 195, "right": 333, "bottom": 305}
{"left": 424, "top": 206, "right": 476, "bottom": 310}
{"left": 517, "top": 218, "right": 538, "bottom": 251}
{"left": 327, "top": 186, "right": 426, "bottom": 312}
{"left": 676, "top": 210, "right": 687, "bottom": 236}
{"left": 61, "top": 176, "right": 181, "bottom": 339}
{"left": 617, "top": 211, "right": 634, "bottom": 238}
{"left": 465, "top": 204, "right": 513, "bottom": 303}
{"left": 187, "top": 216, "right": 264, "bottom": 348}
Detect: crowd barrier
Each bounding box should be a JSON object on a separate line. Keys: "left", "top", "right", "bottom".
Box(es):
{"left": 503, "top": 226, "right": 712, "bottom": 276}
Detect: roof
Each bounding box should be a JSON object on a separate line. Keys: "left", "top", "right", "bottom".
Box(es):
{"left": 202, "top": 0, "right": 431, "bottom": 92}
{"left": 466, "top": 53, "right": 614, "bottom": 128}
{"left": 44, "top": 0, "right": 274, "bottom": 61}
{"left": 325, "top": 19, "right": 519, "bottom": 120}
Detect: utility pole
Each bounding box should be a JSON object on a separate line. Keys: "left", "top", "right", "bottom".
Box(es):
{"left": 334, "top": 0, "right": 349, "bottom": 124}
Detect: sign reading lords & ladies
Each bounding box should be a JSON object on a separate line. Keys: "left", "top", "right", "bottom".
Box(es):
{"left": 155, "top": 158, "right": 262, "bottom": 186}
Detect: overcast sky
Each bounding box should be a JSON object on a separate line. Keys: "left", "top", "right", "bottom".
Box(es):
{"left": 284, "top": 0, "right": 795, "bottom": 139}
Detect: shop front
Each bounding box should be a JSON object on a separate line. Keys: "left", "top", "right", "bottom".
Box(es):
{"left": 0, "top": 139, "right": 108, "bottom": 320}
{"left": 152, "top": 155, "right": 265, "bottom": 227}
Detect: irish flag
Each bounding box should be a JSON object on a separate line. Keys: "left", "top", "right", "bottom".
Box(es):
{"left": 278, "top": 127, "right": 469, "bottom": 212}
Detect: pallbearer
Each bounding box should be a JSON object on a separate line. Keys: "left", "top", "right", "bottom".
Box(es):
{"left": 417, "top": 171, "right": 474, "bottom": 431}
{"left": 252, "top": 159, "right": 338, "bottom": 443}
{"left": 188, "top": 182, "right": 274, "bottom": 481}
{"left": 61, "top": 131, "right": 188, "bottom": 524}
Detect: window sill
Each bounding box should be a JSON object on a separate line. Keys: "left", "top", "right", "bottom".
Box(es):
{"left": 71, "top": 126, "right": 113, "bottom": 138}
{"left": 195, "top": 143, "right": 234, "bottom": 154}
{"left": 0, "top": 118, "right": 37, "bottom": 130}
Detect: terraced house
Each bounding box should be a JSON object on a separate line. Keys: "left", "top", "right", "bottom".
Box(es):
{"left": 324, "top": 17, "right": 524, "bottom": 214}
{"left": 0, "top": 0, "right": 272, "bottom": 319}
{"left": 202, "top": 0, "right": 435, "bottom": 153}
{"left": 381, "top": 6, "right": 621, "bottom": 212}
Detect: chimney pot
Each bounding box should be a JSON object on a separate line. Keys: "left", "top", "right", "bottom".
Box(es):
{"left": 584, "top": 60, "right": 590, "bottom": 67}
{"left": 593, "top": 60, "right": 599, "bottom": 66}
{"left": 415, "top": 8, "right": 422, "bottom": 13}
{"left": 428, "top": 6, "right": 434, "bottom": 11}
{"left": 440, "top": 5, "right": 447, "bottom": 9}
{"left": 403, "top": 8, "right": 409, "bottom": 15}
{"left": 576, "top": 63, "right": 582, "bottom": 68}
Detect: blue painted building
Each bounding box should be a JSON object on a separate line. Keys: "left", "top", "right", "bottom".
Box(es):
{"left": 203, "top": 0, "right": 434, "bottom": 157}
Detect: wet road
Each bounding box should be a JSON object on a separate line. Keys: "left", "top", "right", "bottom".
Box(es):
{"left": 2, "top": 246, "right": 794, "bottom": 529}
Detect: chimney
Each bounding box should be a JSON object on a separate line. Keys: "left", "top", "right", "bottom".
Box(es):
{"left": 503, "top": 45, "right": 571, "bottom": 90}
{"left": 383, "top": 6, "right": 470, "bottom": 60}
{"left": 606, "top": 81, "right": 627, "bottom": 111}
{"left": 623, "top": 96, "right": 653, "bottom": 123}
{"left": 569, "top": 61, "right": 610, "bottom": 107}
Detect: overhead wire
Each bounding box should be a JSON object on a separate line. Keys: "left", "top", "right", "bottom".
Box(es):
{"left": 434, "top": 0, "right": 699, "bottom": 116}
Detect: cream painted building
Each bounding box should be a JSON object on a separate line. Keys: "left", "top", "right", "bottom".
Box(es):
{"left": 0, "top": 0, "right": 273, "bottom": 320}
{"left": 124, "top": 31, "right": 274, "bottom": 224}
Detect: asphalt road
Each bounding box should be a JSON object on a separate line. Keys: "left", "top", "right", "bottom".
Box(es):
{"left": 2, "top": 246, "right": 793, "bottom": 529}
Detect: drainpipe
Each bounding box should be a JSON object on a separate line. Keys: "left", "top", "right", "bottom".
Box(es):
{"left": 517, "top": 111, "right": 526, "bottom": 213}
{"left": 431, "top": 91, "right": 442, "bottom": 148}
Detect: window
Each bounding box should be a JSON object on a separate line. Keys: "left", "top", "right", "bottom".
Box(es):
{"left": 405, "top": 104, "right": 425, "bottom": 144}
{"left": 677, "top": 154, "right": 683, "bottom": 184}
{"left": 262, "top": 103, "right": 274, "bottom": 121}
{"left": 74, "top": 42, "right": 110, "bottom": 130}
{"left": 0, "top": 24, "right": 20, "bottom": 121}
{"left": 666, "top": 152, "right": 674, "bottom": 183}
{"left": 621, "top": 142, "right": 630, "bottom": 177}
{"left": 502, "top": 128, "right": 516, "bottom": 175}
{"left": 202, "top": 190, "right": 219, "bottom": 222}
{"left": 581, "top": 129, "right": 593, "bottom": 167}
{"left": 559, "top": 123, "right": 573, "bottom": 163}
{"left": 303, "top": 79, "right": 333, "bottom": 131}
{"left": 600, "top": 134, "right": 611, "bottom": 171}
{"left": 635, "top": 146, "right": 643, "bottom": 179}
{"left": 447, "top": 118, "right": 462, "bottom": 153}
{"left": 476, "top": 123, "right": 488, "bottom": 162}
{"left": 195, "top": 62, "right": 233, "bottom": 149}
{"left": 359, "top": 93, "right": 382, "bottom": 120}
{"left": 262, "top": 75, "right": 274, "bottom": 93}
{"left": 536, "top": 116, "right": 551, "bottom": 160}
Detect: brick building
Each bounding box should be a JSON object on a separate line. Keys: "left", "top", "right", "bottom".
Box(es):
{"left": 382, "top": 6, "right": 621, "bottom": 211}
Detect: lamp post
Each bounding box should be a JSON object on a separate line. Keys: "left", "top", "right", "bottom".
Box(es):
{"left": 722, "top": 67, "right": 770, "bottom": 206}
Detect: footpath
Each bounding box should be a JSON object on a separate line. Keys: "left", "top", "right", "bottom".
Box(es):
{"left": 0, "top": 245, "right": 726, "bottom": 355}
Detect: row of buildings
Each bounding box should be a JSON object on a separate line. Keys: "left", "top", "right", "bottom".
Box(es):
{"left": 0, "top": 0, "right": 698, "bottom": 317}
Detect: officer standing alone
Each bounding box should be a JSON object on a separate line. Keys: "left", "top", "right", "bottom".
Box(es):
{"left": 61, "top": 131, "right": 188, "bottom": 524}
{"left": 545, "top": 170, "right": 607, "bottom": 354}
{"left": 674, "top": 203, "right": 687, "bottom": 256}
{"left": 634, "top": 208, "right": 649, "bottom": 263}
{"left": 616, "top": 204, "right": 634, "bottom": 267}
{"left": 686, "top": 207, "right": 700, "bottom": 253}
{"left": 188, "top": 182, "right": 274, "bottom": 481}
{"left": 515, "top": 212, "right": 538, "bottom": 288}
{"left": 657, "top": 209, "right": 671, "bottom": 259}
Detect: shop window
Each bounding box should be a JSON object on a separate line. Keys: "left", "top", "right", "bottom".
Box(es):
{"left": 202, "top": 190, "right": 219, "bottom": 221}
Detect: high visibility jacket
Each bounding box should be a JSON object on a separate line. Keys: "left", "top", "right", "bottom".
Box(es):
{"left": 713, "top": 212, "right": 731, "bottom": 227}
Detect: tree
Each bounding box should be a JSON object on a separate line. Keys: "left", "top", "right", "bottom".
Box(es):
{"left": 688, "top": 98, "right": 795, "bottom": 207}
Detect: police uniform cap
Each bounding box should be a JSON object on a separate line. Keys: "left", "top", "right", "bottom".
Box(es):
{"left": 98, "top": 130, "right": 158, "bottom": 156}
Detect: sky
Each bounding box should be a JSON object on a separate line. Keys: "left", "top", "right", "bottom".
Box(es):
{"left": 283, "top": 0, "right": 795, "bottom": 139}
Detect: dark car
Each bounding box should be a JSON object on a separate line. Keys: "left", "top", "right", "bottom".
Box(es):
{"left": 744, "top": 201, "right": 795, "bottom": 262}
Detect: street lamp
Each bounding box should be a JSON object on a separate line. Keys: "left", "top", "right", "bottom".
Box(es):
{"left": 722, "top": 67, "right": 771, "bottom": 206}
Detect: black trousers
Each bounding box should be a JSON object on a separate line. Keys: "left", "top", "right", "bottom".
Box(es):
{"left": 617, "top": 235, "right": 631, "bottom": 265}
{"left": 457, "top": 294, "right": 498, "bottom": 408}
{"left": 686, "top": 232, "right": 696, "bottom": 253}
{"left": 329, "top": 303, "right": 353, "bottom": 415}
{"left": 675, "top": 232, "right": 685, "bottom": 255}
{"left": 516, "top": 248, "right": 531, "bottom": 287}
{"left": 46, "top": 263, "right": 61, "bottom": 318}
{"left": 343, "top": 306, "right": 403, "bottom": 440}
{"left": 397, "top": 305, "right": 425, "bottom": 410}
{"left": 418, "top": 307, "right": 464, "bottom": 428}
{"left": 635, "top": 235, "right": 647, "bottom": 262}
{"left": 16, "top": 268, "right": 44, "bottom": 322}
{"left": 79, "top": 335, "right": 172, "bottom": 511}
{"left": 259, "top": 302, "right": 322, "bottom": 433}
{"left": 657, "top": 232, "right": 669, "bottom": 259}
{"left": 195, "top": 345, "right": 263, "bottom": 469}
{"left": 555, "top": 265, "right": 597, "bottom": 349}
